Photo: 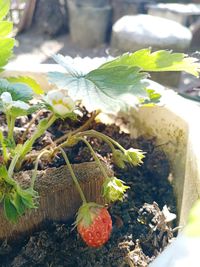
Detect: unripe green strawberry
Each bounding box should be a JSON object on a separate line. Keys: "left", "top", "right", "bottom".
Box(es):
{"left": 112, "top": 150, "right": 126, "bottom": 169}
{"left": 112, "top": 148, "right": 145, "bottom": 168}
{"left": 102, "top": 177, "right": 129, "bottom": 202}
{"left": 124, "top": 148, "right": 145, "bottom": 166}
{"left": 76, "top": 202, "right": 112, "bottom": 248}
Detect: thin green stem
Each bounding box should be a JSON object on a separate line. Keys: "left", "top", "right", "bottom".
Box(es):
{"left": 20, "top": 110, "right": 43, "bottom": 144}
{"left": 8, "top": 116, "right": 16, "bottom": 145}
{"left": 0, "top": 130, "right": 9, "bottom": 164}
{"left": 28, "top": 115, "right": 57, "bottom": 148}
{"left": 106, "top": 135, "right": 126, "bottom": 152}
{"left": 6, "top": 113, "right": 11, "bottom": 133}
{"left": 31, "top": 150, "right": 51, "bottom": 190}
{"left": 77, "top": 130, "right": 123, "bottom": 153}
{"left": 58, "top": 147, "right": 87, "bottom": 203}
{"left": 77, "top": 137, "right": 108, "bottom": 179}
{"left": 8, "top": 152, "right": 21, "bottom": 177}
{"left": 16, "top": 114, "right": 57, "bottom": 169}
{"left": 40, "top": 110, "right": 100, "bottom": 151}
{"left": 23, "top": 111, "right": 100, "bottom": 162}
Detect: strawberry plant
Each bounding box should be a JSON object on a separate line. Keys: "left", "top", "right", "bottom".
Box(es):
{"left": 0, "top": 0, "right": 200, "bottom": 248}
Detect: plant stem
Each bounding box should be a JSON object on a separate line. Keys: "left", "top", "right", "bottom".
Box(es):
{"left": 76, "top": 130, "right": 116, "bottom": 153}
{"left": 16, "top": 114, "right": 57, "bottom": 170}
{"left": 58, "top": 147, "right": 87, "bottom": 203}
{"left": 28, "top": 114, "right": 56, "bottom": 147}
{"left": 31, "top": 150, "right": 51, "bottom": 190}
{"left": 77, "top": 137, "right": 108, "bottom": 179}
{"left": 0, "top": 130, "right": 9, "bottom": 164}
{"left": 8, "top": 152, "right": 21, "bottom": 177}
{"left": 20, "top": 110, "right": 43, "bottom": 144}
{"left": 6, "top": 113, "right": 11, "bottom": 133}
{"left": 82, "top": 130, "right": 126, "bottom": 152}
{"left": 6, "top": 112, "right": 10, "bottom": 128}
{"left": 44, "top": 110, "right": 100, "bottom": 148}
{"left": 24, "top": 111, "right": 100, "bottom": 162}
{"left": 8, "top": 116, "right": 16, "bottom": 145}
{"left": 106, "top": 136, "right": 126, "bottom": 152}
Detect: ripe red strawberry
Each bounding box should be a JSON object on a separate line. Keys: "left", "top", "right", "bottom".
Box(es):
{"left": 76, "top": 202, "right": 112, "bottom": 248}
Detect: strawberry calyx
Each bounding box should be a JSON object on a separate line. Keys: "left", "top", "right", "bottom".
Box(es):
{"left": 75, "top": 202, "right": 104, "bottom": 228}
{"left": 102, "top": 176, "right": 130, "bottom": 202}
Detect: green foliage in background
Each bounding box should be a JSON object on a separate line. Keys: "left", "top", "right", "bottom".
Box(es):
{"left": 0, "top": 0, "right": 14, "bottom": 69}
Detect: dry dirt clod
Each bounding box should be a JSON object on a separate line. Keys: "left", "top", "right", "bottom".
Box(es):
{"left": 137, "top": 202, "right": 175, "bottom": 255}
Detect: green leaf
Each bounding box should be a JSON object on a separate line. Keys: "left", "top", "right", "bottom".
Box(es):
{"left": 4, "top": 195, "right": 18, "bottom": 223}
{"left": 86, "top": 66, "right": 148, "bottom": 97}
{"left": 0, "top": 78, "right": 33, "bottom": 102}
{"left": 2, "top": 169, "right": 16, "bottom": 186}
{"left": 0, "top": 190, "right": 4, "bottom": 202}
{"left": 52, "top": 54, "right": 82, "bottom": 77}
{"left": 10, "top": 190, "right": 26, "bottom": 216}
{"left": 64, "top": 111, "right": 78, "bottom": 121}
{"left": 0, "top": 21, "right": 12, "bottom": 37}
{"left": 49, "top": 49, "right": 200, "bottom": 113}
{"left": 0, "top": 0, "right": 10, "bottom": 20}
{"left": 26, "top": 102, "right": 45, "bottom": 114}
{"left": 0, "top": 165, "right": 16, "bottom": 186}
{"left": 0, "top": 37, "right": 14, "bottom": 68}
{"left": 0, "top": 165, "right": 9, "bottom": 178}
{"left": 0, "top": 0, "right": 14, "bottom": 69}
{"left": 17, "top": 187, "right": 38, "bottom": 209}
{"left": 139, "top": 88, "right": 162, "bottom": 106}
{"left": 100, "top": 49, "right": 200, "bottom": 77}
{"left": 48, "top": 65, "right": 148, "bottom": 113}
{"left": 9, "top": 106, "right": 29, "bottom": 117}
{"left": 146, "top": 89, "right": 161, "bottom": 102}
{"left": 4, "top": 137, "right": 15, "bottom": 150}
{"left": 7, "top": 76, "right": 44, "bottom": 95}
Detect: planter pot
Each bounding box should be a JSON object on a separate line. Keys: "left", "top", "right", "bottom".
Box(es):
{"left": 115, "top": 94, "right": 200, "bottom": 227}
{"left": 111, "top": 0, "right": 155, "bottom": 23}
{"left": 1, "top": 63, "right": 200, "bottom": 239}
{"left": 147, "top": 3, "right": 200, "bottom": 27}
{"left": 67, "top": 0, "right": 112, "bottom": 48}
{"left": 71, "top": 0, "right": 110, "bottom": 8}
{"left": 0, "top": 162, "right": 112, "bottom": 240}
{"left": 190, "top": 18, "right": 200, "bottom": 47}
{"left": 149, "top": 71, "right": 182, "bottom": 89}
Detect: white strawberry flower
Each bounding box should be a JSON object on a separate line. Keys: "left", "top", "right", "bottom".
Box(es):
{"left": 44, "top": 89, "right": 75, "bottom": 117}
{"left": 0, "top": 92, "right": 30, "bottom": 110}
{"left": 1, "top": 92, "right": 13, "bottom": 104}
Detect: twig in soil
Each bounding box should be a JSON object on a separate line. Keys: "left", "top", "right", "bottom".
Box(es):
{"left": 172, "top": 226, "right": 183, "bottom": 233}
{"left": 125, "top": 240, "right": 149, "bottom": 267}
{"left": 125, "top": 257, "right": 135, "bottom": 267}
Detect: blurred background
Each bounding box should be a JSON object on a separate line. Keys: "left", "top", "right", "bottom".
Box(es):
{"left": 8, "top": 0, "right": 200, "bottom": 99}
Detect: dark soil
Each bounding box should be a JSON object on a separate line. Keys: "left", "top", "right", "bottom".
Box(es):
{"left": 0, "top": 110, "right": 177, "bottom": 267}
